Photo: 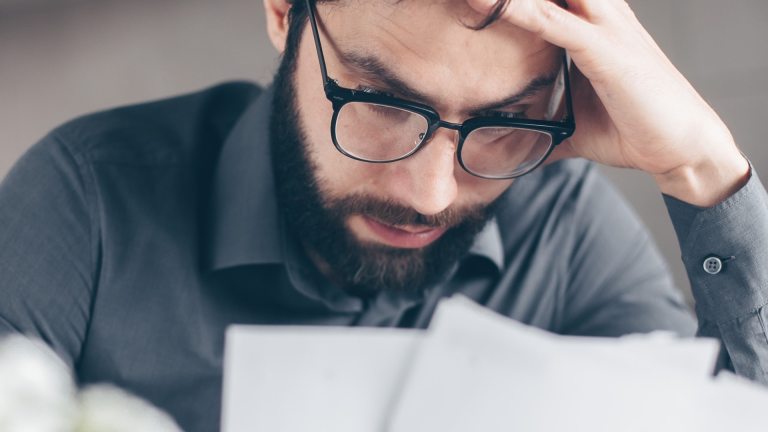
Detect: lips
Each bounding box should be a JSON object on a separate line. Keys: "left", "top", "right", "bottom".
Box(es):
{"left": 362, "top": 216, "right": 447, "bottom": 249}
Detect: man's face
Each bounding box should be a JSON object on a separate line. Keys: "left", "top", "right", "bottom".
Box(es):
{"left": 270, "top": 0, "right": 559, "bottom": 295}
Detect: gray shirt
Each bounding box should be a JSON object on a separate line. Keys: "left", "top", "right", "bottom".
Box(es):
{"left": 1, "top": 83, "right": 766, "bottom": 432}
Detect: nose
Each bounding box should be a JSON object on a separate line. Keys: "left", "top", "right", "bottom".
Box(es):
{"left": 383, "top": 128, "right": 459, "bottom": 216}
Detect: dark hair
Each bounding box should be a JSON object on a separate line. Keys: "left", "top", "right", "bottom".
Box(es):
{"left": 283, "top": 0, "right": 511, "bottom": 54}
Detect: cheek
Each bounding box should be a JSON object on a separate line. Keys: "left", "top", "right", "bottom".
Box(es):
{"left": 456, "top": 171, "right": 514, "bottom": 205}
{"left": 311, "top": 138, "right": 385, "bottom": 195}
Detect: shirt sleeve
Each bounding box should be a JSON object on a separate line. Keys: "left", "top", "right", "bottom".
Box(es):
{"left": 559, "top": 164, "right": 698, "bottom": 338}
{"left": 663, "top": 165, "right": 768, "bottom": 385}
{"left": 0, "top": 131, "right": 96, "bottom": 368}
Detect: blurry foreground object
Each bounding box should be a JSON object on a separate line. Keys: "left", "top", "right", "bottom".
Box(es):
{"left": 0, "top": 335, "right": 181, "bottom": 432}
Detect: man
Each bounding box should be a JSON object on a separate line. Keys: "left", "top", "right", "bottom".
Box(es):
{"left": 1, "top": 0, "right": 766, "bottom": 430}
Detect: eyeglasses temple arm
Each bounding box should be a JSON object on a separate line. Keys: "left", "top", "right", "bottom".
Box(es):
{"left": 304, "top": 0, "right": 332, "bottom": 89}
{"left": 561, "top": 52, "right": 575, "bottom": 125}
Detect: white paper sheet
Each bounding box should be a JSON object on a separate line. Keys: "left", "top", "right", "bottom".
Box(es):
{"left": 386, "top": 296, "right": 724, "bottom": 432}
{"left": 221, "top": 326, "right": 420, "bottom": 432}
{"left": 221, "top": 296, "right": 768, "bottom": 432}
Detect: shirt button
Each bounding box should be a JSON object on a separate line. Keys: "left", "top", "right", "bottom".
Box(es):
{"left": 703, "top": 256, "right": 723, "bottom": 275}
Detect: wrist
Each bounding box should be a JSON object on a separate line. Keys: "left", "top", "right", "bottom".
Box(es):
{"left": 654, "top": 147, "right": 750, "bottom": 207}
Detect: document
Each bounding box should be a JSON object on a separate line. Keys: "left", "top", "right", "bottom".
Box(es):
{"left": 387, "top": 296, "right": 766, "bottom": 432}
{"left": 222, "top": 296, "right": 768, "bottom": 432}
{"left": 221, "top": 326, "right": 420, "bottom": 432}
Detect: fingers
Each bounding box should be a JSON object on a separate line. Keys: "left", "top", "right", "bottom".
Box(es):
{"left": 466, "top": 0, "right": 594, "bottom": 52}
{"left": 558, "top": 0, "right": 610, "bottom": 22}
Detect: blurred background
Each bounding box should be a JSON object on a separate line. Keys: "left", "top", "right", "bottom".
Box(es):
{"left": 1, "top": 0, "right": 767, "bottom": 303}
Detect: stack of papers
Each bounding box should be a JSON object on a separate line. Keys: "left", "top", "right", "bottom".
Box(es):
{"left": 221, "top": 296, "right": 768, "bottom": 432}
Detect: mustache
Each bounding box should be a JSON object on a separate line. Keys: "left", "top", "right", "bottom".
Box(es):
{"left": 325, "top": 193, "right": 491, "bottom": 229}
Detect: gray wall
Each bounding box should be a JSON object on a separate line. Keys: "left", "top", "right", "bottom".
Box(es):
{"left": 2, "top": 0, "right": 767, "bottom": 303}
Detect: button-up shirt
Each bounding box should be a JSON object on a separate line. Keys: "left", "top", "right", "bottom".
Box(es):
{"left": 1, "top": 83, "right": 767, "bottom": 432}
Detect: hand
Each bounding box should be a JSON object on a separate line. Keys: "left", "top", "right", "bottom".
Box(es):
{"left": 466, "top": 0, "right": 750, "bottom": 206}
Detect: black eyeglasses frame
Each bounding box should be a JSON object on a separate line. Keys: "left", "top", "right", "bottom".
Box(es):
{"left": 303, "top": 0, "right": 576, "bottom": 180}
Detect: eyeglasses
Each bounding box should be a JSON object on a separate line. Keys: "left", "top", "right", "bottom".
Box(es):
{"left": 304, "top": 0, "right": 575, "bottom": 180}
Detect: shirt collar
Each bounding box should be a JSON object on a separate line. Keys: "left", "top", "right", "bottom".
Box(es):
{"left": 468, "top": 218, "right": 505, "bottom": 270}
{"left": 206, "top": 84, "right": 505, "bottom": 273}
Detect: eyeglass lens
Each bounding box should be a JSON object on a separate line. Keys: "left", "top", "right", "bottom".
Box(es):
{"left": 461, "top": 127, "right": 553, "bottom": 178}
{"left": 334, "top": 102, "right": 430, "bottom": 161}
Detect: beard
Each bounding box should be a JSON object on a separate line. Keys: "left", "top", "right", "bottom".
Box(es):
{"left": 268, "top": 36, "right": 497, "bottom": 298}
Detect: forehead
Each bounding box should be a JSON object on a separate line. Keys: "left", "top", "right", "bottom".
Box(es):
{"left": 319, "top": 0, "right": 559, "bottom": 106}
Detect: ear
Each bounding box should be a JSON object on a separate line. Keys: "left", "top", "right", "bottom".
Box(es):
{"left": 263, "top": 0, "right": 292, "bottom": 53}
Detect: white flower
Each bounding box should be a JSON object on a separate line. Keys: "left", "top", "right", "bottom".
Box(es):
{"left": 0, "top": 335, "right": 182, "bottom": 432}
{"left": 0, "top": 335, "right": 77, "bottom": 432}
{"left": 75, "top": 385, "right": 182, "bottom": 432}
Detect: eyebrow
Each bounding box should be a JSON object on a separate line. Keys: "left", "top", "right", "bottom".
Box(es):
{"left": 336, "top": 50, "right": 560, "bottom": 115}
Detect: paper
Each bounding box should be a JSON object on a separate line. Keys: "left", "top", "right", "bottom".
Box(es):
{"left": 221, "top": 326, "right": 420, "bottom": 432}
{"left": 221, "top": 296, "right": 768, "bottom": 432}
{"left": 385, "top": 296, "right": 747, "bottom": 432}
